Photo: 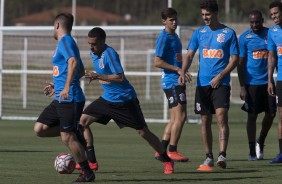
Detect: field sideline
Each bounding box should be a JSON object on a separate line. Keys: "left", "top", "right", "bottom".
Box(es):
{"left": 0, "top": 120, "right": 281, "bottom": 184}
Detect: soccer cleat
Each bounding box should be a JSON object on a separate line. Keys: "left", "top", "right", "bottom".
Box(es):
{"left": 73, "top": 171, "right": 95, "bottom": 182}
{"left": 216, "top": 155, "right": 227, "bottom": 169}
{"left": 256, "top": 142, "right": 264, "bottom": 160}
{"left": 269, "top": 153, "right": 282, "bottom": 164}
{"left": 197, "top": 157, "right": 214, "bottom": 171}
{"left": 163, "top": 161, "right": 174, "bottom": 175}
{"left": 75, "top": 162, "right": 99, "bottom": 171}
{"left": 167, "top": 151, "right": 189, "bottom": 162}
{"left": 248, "top": 155, "right": 257, "bottom": 161}
{"left": 154, "top": 152, "right": 160, "bottom": 160}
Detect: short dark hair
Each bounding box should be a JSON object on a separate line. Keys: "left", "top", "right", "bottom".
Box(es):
{"left": 88, "top": 27, "right": 106, "bottom": 41}
{"left": 249, "top": 9, "right": 263, "bottom": 18}
{"left": 269, "top": 1, "right": 282, "bottom": 12}
{"left": 161, "top": 8, "right": 177, "bottom": 20}
{"left": 54, "top": 13, "right": 73, "bottom": 32}
{"left": 200, "top": 0, "right": 218, "bottom": 13}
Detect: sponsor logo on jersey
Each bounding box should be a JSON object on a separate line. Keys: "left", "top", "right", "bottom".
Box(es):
{"left": 217, "top": 33, "right": 225, "bottom": 43}
{"left": 278, "top": 47, "right": 282, "bottom": 56}
{"left": 203, "top": 49, "right": 223, "bottom": 58}
{"left": 222, "top": 28, "right": 228, "bottom": 33}
{"left": 252, "top": 50, "right": 268, "bottom": 59}
{"left": 53, "top": 66, "right": 59, "bottom": 77}
{"left": 273, "top": 26, "right": 278, "bottom": 32}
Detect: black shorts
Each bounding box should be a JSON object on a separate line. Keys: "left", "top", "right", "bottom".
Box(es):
{"left": 194, "top": 85, "right": 230, "bottom": 115}
{"left": 83, "top": 97, "right": 148, "bottom": 130}
{"left": 36, "top": 100, "right": 85, "bottom": 132}
{"left": 276, "top": 81, "right": 282, "bottom": 107}
{"left": 164, "top": 85, "right": 187, "bottom": 109}
{"left": 241, "top": 84, "right": 276, "bottom": 114}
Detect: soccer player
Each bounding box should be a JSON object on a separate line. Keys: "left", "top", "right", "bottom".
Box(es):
{"left": 79, "top": 27, "right": 174, "bottom": 175}
{"left": 179, "top": 0, "right": 239, "bottom": 170}
{"left": 153, "top": 8, "right": 190, "bottom": 162}
{"left": 42, "top": 82, "right": 99, "bottom": 171}
{"left": 34, "top": 13, "right": 95, "bottom": 182}
{"left": 237, "top": 10, "right": 276, "bottom": 161}
{"left": 268, "top": 1, "right": 282, "bottom": 164}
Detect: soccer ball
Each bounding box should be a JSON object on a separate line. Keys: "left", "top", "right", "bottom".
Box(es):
{"left": 54, "top": 153, "right": 76, "bottom": 174}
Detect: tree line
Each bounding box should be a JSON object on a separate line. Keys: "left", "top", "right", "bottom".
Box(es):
{"left": 4, "top": 0, "right": 274, "bottom": 26}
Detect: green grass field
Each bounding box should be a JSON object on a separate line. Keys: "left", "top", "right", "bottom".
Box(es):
{"left": 0, "top": 120, "right": 281, "bottom": 184}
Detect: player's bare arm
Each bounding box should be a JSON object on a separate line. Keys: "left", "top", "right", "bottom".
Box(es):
{"left": 178, "top": 50, "right": 194, "bottom": 85}
{"left": 210, "top": 54, "right": 238, "bottom": 88}
{"left": 237, "top": 57, "right": 247, "bottom": 100}
{"left": 154, "top": 56, "right": 181, "bottom": 74}
{"left": 85, "top": 70, "right": 124, "bottom": 84}
{"left": 268, "top": 50, "right": 277, "bottom": 96}
{"left": 59, "top": 57, "right": 77, "bottom": 102}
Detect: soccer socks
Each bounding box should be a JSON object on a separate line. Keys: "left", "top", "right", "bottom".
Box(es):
{"left": 159, "top": 152, "right": 171, "bottom": 162}
{"left": 161, "top": 140, "right": 169, "bottom": 150}
{"left": 168, "top": 145, "right": 177, "bottom": 152}
{"left": 79, "top": 160, "right": 92, "bottom": 174}
{"left": 249, "top": 142, "right": 256, "bottom": 156}
{"left": 206, "top": 153, "right": 214, "bottom": 159}
{"left": 219, "top": 151, "right": 226, "bottom": 157}
{"left": 86, "top": 145, "right": 97, "bottom": 163}
{"left": 279, "top": 139, "right": 282, "bottom": 154}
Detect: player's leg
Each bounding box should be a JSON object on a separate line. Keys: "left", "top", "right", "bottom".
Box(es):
{"left": 246, "top": 112, "right": 258, "bottom": 160}
{"left": 213, "top": 86, "right": 230, "bottom": 169}
{"left": 34, "top": 100, "right": 60, "bottom": 137}
{"left": 167, "top": 103, "right": 188, "bottom": 162}
{"left": 257, "top": 85, "right": 276, "bottom": 160}
{"left": 57, "top": 101, "right": 94, "bottom": 182}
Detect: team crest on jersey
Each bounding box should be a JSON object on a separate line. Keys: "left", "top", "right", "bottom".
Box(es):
{"left": 99, "top": 53, "right": 105, "bottom": 69}
{"left": 217, "top": 33, "right": 225, "bottom": 43}
{"left": 222, "top": 28, "right": 228, "bottom": 33}
{"left": 246, "top": 34, "right": 252, "bottom": 39}
{"left": 200, "top": 28, "right": 207, "bottom": 33}
{"left": 273, "top": 26, "right": 278, "bottom": 31}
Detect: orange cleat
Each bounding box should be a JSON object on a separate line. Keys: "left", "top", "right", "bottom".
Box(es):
{"left": 75, "top": 161, "right": 99, "bottom": 171}
{"left": 168, "top": 151, "right": 189, "bottom": 162}
{"left": 163, "top": 161, "right": 174, "bottom": 175}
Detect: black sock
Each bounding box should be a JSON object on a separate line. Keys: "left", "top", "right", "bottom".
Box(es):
{"left": 219, "top": 151, "right": 226, "bottom": 157}
{"left": 161, "top": 140, "right": 169, "bottom": 150}
{"left": 279, "top": 139, "right": 282, "bottom": 154}
{"left": 159, "top": 153, "right": 171, "bottom": 162}
{"left": 249, "top": 142, "right": 256, "bottom": 156}
{"left": 86, "top": 145, "right": 97, "bottom": 163}
{"left": 168, "top": 145, "right": 177, "bottom": 152}
{"left": 79, "top": 160, "right": 92, "bottom": 174}
{"left": 206, "top": 153, "right": 213, "bottom": 159}
{"left": 257, "top": 134, "right": 267, "bottom": 146}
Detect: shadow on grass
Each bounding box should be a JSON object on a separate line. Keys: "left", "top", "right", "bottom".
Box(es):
{"left": 98, "top": 176, "right": 262, "bottom": 183}
{"left": 0, "top": 149, "right": 53, "bottom": 153}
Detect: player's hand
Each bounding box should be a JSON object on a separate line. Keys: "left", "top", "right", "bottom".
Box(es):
{"left": 178, "top": 71, "right": 192, "bottom": 85}
{"left": 239, "top": 87, "right": 246, "bottom": 101}
{"left": 185, "top": 72, "right": 192, "bottom": 83}
{"left": 268, "top": 83, "right": 275, "bottom": 97}
{"left": 59, "top": 87, "right": 69, "bottom": 103}
{"left": 85, "top": 70, "right": 98, "bottom": 84}
{"left": 210, "top": 73, "right": 223, "bottom": 88}
{"left": 43, "top": 81, "right": 54, "bottom": 97}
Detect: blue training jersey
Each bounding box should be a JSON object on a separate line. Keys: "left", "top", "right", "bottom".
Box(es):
{"left": 155, "top": 29, "right": 182, "bottom": 89}
{"left": 90, "top": 44, "right": 137, "bottom": 102}
{"left": 268, "top": 25, "right": 282, "bottom": 81}
{"left": 187, "top": 25, "right": 239, "bottom": 86}
{"left": 52, "top": 34, "right": 85, "bottom": 103}
{"left": 239, "top": 27, "right": 268, "bottom": 85}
